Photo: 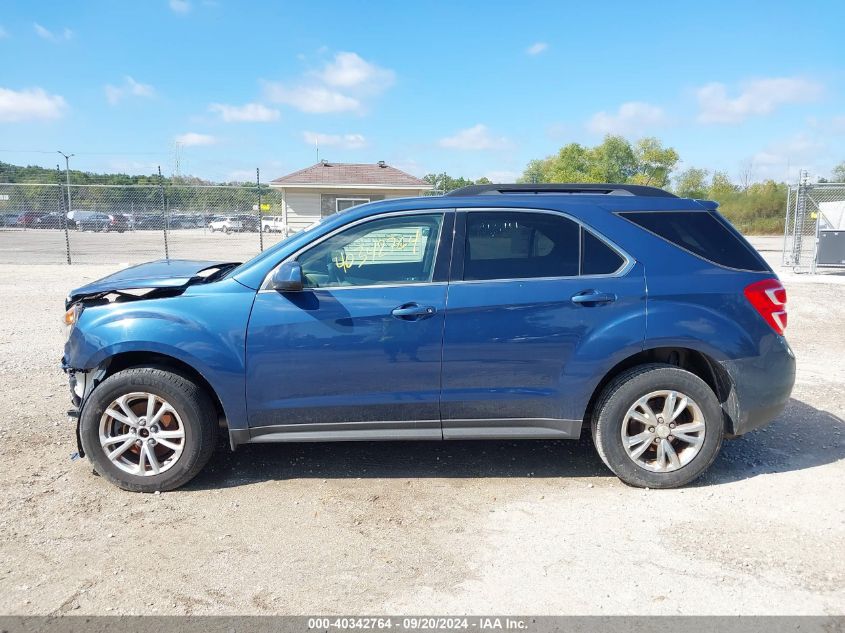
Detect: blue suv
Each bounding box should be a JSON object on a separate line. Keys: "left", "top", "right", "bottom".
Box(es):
{"left": 62, "top": 183, "right": 795, "bottom": 492}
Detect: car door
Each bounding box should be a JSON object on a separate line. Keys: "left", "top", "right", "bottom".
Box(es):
{"left": 440, "top": 208, "right": 646, "bottom": 439}
{"left": 245, "top": 210, "right": 453, "bottom": 441}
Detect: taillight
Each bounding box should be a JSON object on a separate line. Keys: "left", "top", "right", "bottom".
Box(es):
{"left": 744, "top": 278, "right": 787, "bottom": 335}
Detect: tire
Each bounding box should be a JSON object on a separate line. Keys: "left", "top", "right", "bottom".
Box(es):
{"left": 591, "top": 363, "right": 723, "bottom": 489}
{"left": 79, "top": 367, "right": 218, "bottom": 492}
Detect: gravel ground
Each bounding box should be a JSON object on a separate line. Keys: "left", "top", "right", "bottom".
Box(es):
{"left": 0, "top": 228, "right": 284, "bottom": 266}
{"left": 0, "top": 236, "right": 843, "bottom": 615}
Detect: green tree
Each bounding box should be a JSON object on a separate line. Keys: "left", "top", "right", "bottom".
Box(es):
{"left": 629, "top": 137, "right": 679, "bottom": 187}
{"left": 832, "top": 161, "right": 845, "bottom": 183}
{"left": 519, "top": 135, "right": 679, "bottom": 187}
{"left": 520, "top": 159, "right": 548, "bottom": 184}
{"left": 709, "top": 171, "right": 738, "bottom": 198}
{"left": 674, "top": 167, "right": 710, "bottom": 199}
{"left": 423, "top": 172, "right": 491, "bottom": 192}
{"left": 587, "top": 135, "right": 637, "bottom": 183}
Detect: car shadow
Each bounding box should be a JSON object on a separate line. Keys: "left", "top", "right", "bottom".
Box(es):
{"left": 186, "top": 397, "right": 844, "bottom": 490}
{"left": 694, "top": 397, "right": 845, "bottom": 486}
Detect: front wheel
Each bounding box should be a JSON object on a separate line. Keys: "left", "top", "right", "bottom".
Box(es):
{"left": 591, "top": 364, "right": 724, "bottom": 489}
{"left": 79, "top": 367, "right": 218, "bottom": 492}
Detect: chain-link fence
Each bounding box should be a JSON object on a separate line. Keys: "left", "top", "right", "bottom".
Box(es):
{"left": 783, "top": 180, "right": 845, "bottom": 273}
{"left": 0, "top": 181, "right": 292, "bottom": 265}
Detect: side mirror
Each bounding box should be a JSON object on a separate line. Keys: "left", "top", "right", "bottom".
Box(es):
{"left": 271, "top": 261, "right": 304, "bottom": 292}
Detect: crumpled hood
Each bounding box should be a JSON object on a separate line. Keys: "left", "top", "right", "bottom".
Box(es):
{"left": 66, "top": 259, "right": 239, "bottom": 306}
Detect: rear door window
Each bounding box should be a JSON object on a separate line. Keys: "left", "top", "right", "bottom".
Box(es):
{"left": 620, "top": 211, "right": 768, "bottom": 271}
{"left": 464, "top": 212, "right": 580, "bottom": 280}
{"left": 462, "top": 211, "right": 628, "bottom": 280}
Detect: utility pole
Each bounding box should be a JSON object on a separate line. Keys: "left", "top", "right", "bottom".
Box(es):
{"left": 256, "top": 167, "right": 264, "bottom": 252}
{"left": 158, "top": 166, "right": 170, "bottom": 260}
{"left": 57, "top": 151, "right": 74, "bottom": 264}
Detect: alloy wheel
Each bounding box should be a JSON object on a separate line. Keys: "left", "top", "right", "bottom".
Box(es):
{"left": 98, "top": 392, "right": 186, "bottom": 476}
{"left": 620, "top": 390, "right": 706, "bottom": 472}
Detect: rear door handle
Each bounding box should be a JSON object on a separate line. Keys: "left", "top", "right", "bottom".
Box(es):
{"left": 571, "top": 290, "right": 616, "bottom": 306}
{"left": 391, "top": 303, "right": 437, "bottom": 319}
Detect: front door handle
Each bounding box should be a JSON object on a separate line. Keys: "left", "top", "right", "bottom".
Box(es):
{"left": 391, "top": 303, "right": 437, "bottom": 320}
{"left": 571, "top": 290, "right": 616, "bottom": 306}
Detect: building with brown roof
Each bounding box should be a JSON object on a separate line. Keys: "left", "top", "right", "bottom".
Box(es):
{"left": 269, "top": 161, "right": 432, "bottom": 232}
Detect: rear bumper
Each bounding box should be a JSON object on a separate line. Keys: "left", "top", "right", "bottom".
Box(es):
{"left": 719, "top": 335, "right": 796, "bottom": 436}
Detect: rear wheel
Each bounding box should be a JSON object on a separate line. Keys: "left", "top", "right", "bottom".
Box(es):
{"left": 591, "top": 364, "right": 723, "bottom": 488}
{"left": 79, "top": 367, "right": 217, "bottom": 492}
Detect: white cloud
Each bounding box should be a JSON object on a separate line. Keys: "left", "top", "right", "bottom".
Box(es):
{"left": 526, "top": 42, "right": 548, "bottom": 55}
{"left": 126, "top": 76, "right": 154, "bottom": 98}
{"left": 169, "top": 0, "right": 191, "bottom": 13}
{"left": 104, "top": 76, "right": 155, "bottom": 105}
{"left": 317, "top": 52, "right": 395, "bottom": 93}
{"left": 0, "top": 87, "right": 67, "bottom": 122}
{"left": 587, "top": 102, "right": 667, "bottom": 135}
{"left": 104, "top": 85, "right": 122, "bottom": 105}
{"left": 34, "top": 23, "right": 72, "bottom": 41}
{"left": 262, "top": 82, "right": 360, "bottom": 114}
{"left": 696, "top": 77, "right": 823, "bottom": 124}
{"left": 175, "top": 132, "right": 217, "bottom": 146}
{"left": 749, "top": 133, "right": 828, "bottom": 181}
{"left": 302, "top": 131, "right": 366, "bottom": 149}
{"left": 753, "top": 134, "right": 825, "bottom": 166}
{"left": 209, "top": 102, "right": 280, "bottom": 122}
{"left": 438, "top": 124, "right": 510, "bottom": 151}
{"left": 261, "top": 51, "right": 394, "bottom": 116}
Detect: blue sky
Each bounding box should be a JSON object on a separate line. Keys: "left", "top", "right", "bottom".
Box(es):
{"left": 1, "top": 0, "right": 843, "bottom": 184}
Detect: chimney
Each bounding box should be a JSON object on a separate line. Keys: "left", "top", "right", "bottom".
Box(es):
{"left": 321, "top": 159, "right": 330, "bottom": 166}
{"left": 377, "top": 160, "right": 386, "bottom": 168}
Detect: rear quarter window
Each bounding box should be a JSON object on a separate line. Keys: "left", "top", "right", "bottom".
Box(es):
{"left": 620, "top": 211, "right": 768, "bottom": 272}
{"left": 581, "top": 229, "right": 625, "bottom": 275}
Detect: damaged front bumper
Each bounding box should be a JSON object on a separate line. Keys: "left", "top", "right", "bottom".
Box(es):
{"left": 62, "top": 357, "right": 105, "bottom": 458}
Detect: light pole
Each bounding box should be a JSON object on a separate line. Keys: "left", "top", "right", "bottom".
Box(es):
{"left": 57, "top": 151, "right": 75, "bottom": 265}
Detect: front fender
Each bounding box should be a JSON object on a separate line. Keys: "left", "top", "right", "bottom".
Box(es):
{"left": 64, "top": 279, "right": 255, "bottom": 431}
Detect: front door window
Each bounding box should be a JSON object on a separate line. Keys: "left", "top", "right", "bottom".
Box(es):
{"left": 297, "top": 213, "right": 444, "bottom": 288}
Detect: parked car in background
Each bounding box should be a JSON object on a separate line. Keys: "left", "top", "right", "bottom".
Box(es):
{"left": 208, "top": 216, "right": 243, "bottom": 233}
{"left": 62, "top": 182, "right": 795, "bottom": 492}
{"left": 76, "top": 213, "right": 127, "bottom": 232}
{"left": 0, "top": 213, "right": 18, "bottom": 227}
{"left": 33, "top": 212, "right": 74, "bottom": 229}
{"left": 172, "top": 214, "right": 203, "bottom": 229}
{"left": 16, "top": 211, "right": 48, "bottom": 227}
{"left": 261, "top": 215, "right": 289, "bottom": 234}
{"left": 135, "top": 215, "right": 165, "bottom": 230}
{"left": 76, "top": 213, "right": 110, "bottom": 232}
{"left": 236, "top": 214, "right": 260, "bottom": 232}
{"left": 105, "top": 214, "right": 128, "bottom": 233}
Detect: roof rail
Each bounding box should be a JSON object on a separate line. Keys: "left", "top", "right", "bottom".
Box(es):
{"left": 445, "top": 183, "right": 677, "bottom": 198}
